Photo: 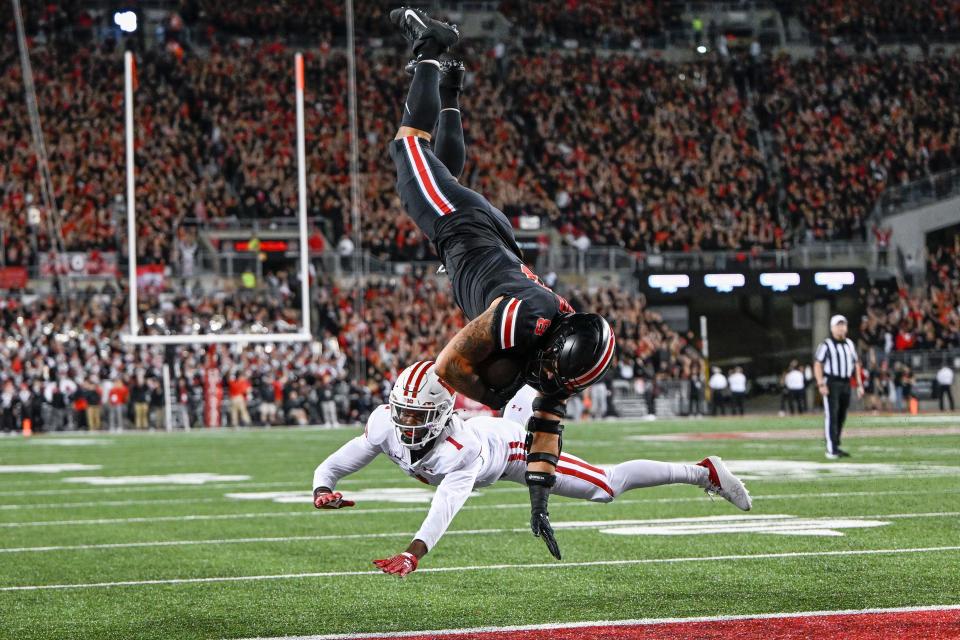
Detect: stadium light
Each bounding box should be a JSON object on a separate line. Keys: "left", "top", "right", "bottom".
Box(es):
{"left": 648, "top": 274, "right": 690, "bottom": 294}
{"left": 814, "top": 271, "right": 856, "bottom": 291}
{"left": 114, "top": 10, "right": 137, "bottom": 33}
{"left": 704, "top": 273, "right": 745, "bottom": 293}
{"left": 759, "top": 272, "right": 800, "bottom": 292}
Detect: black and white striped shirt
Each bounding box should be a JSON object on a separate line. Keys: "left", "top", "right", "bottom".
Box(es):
{"left": 815, "top": 338, "right": 858, "bottom": 379}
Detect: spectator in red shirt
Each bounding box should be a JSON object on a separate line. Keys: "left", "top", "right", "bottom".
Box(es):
{"left": 227, "top": 372, "right": 252, "bottom": 427}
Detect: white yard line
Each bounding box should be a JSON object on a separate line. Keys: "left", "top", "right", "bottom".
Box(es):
{"left": 0, "top": 476, "right": 401, "bottom": 497}
{"left": 0, "top": 497, "right": 222, "bottom": 511}
{"left": 0, "top": 481, "right": 306, "bottom": 497}
{"left": 1, "top": 546, "right": 958, "bottom": 592}
{"left": 237, "top": 604, "right": 960, "bottom": 640}
{"left": 0, "top": 486, "right": 954, "bottom": 511}
{"left": 1, "top": 510, "right": 956, "bottom": 553}
{"left": 1, "top": 488, "right": 957, "bottom": 527}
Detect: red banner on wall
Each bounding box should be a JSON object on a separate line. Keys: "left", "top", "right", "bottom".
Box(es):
{"left": 136, "top": 264, "right": 166, "bottom": 293}
{"left": 0, "top": 267, "right": 28, "bottom": 289}
{"left": 38, "top": 251, "right": 118, "bottom": 277}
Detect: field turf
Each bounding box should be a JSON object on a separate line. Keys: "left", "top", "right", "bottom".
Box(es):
{"left": 1, "top": 413, "right": 958, "bottom": 639}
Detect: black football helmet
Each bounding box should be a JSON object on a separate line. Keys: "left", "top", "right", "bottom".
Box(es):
{"left": 525, "top": 313, "right": 616, "bottom": 396}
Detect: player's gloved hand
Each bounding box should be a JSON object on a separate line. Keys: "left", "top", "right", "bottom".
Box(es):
{"left": 531, "top": 510, "right": 561, "bottom": 560}
{"left": 480, "top": 386, "right": 512, "bottom": 411}
{"left": 373, "top": 552, "right": 419, "bottom": 578}
{"left": 313, "top": 487, "right": 355, "bottom": 509}
{"left": 482, "top": 371, "right": 527, "bottom": 411}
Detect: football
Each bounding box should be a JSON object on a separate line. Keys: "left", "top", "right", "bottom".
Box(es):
{"left": 478, "top": 355, "right": 524, "bottom": 389}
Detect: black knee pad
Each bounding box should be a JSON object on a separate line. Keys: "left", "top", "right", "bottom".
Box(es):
{"left": 524, "top": 470, "right": 556, "bottom": 488}
{"left": 526, "top": 415, "right": 564, "bottom": 435}
{"left": 525, "top": 415, "right": 564, "bottom": 467}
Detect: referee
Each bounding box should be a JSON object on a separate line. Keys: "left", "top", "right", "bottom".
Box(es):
{"left": 814, "top": 315, "right": 864, "bottom": 459}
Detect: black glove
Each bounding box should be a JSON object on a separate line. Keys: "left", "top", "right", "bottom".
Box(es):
{"left": 528, "top": 482, "right": 561, "bottom": 560}
{"left": 480, "top": 371, "right": 525, "bottom": 410}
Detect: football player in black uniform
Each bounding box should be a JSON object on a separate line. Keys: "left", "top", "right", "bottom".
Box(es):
{"left": 387, "top": 6, "right": 616, "bottom": 560}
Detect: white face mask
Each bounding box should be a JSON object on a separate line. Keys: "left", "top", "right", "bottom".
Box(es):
{"left": 391, "top": 402, "right": 448, "bottom": 449}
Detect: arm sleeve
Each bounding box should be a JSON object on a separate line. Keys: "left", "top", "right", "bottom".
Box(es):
{"left": 312, "top": 434, "right": 380, "bottom": 492}
{"left": 493, "top": 288, "right": 559, "bottom": 352}
{"left": 412, "top": 454, "right": 483, "bottom": 551}
{"left": 815, "top": 342, "right": 827, "bottom": 363}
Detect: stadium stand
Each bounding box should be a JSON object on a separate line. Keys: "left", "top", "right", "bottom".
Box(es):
{"left": 0, "top": 279, "right": 700, "bottom": 429}
{"left": 4, "top": 15, "right": 960, "bottom": 262}
{"left": 2, "top": 2, "right": 959, "bottom": 429}
{"left": 859, "top": 240, "right": 960, "bottom": 358}
{"left": 789, "top": 0, "right": 960, "bottom": 43}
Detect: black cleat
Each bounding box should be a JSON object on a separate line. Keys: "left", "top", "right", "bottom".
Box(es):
{"left": 836, "top": 448, "right": 851, "bottom": 458}
{"left": 390, "top": 6, "right": 460, "bottom": 57}
{"left": 405, "top": 58, "right": 465, "bottom": 92}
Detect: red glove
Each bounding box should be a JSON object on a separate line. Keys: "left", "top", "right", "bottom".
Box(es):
{"left": 313, "top": 488, "right": 355, "bottom": 509}
{"left": 373, "top": 552, "right": 418, "bottom": 578}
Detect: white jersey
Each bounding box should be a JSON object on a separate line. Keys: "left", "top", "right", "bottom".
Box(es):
{"left": 503, "top": 384, "right": 538, "bottom": 426}
{"left": 785, "top": 369, "right": 805, "bottom": 391}
{"left": 728, "top": 373, "right": 747, "bottom": 393}
{"left": 313, "top": 405, "right": 527, "bottom": 551}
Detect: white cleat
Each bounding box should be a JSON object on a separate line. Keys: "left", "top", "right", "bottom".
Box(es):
{"left": 825, "top": 451, "right": 840, "bottom": 460}
{"left": 697, "top": 455, "right": 752, "bottom": 511}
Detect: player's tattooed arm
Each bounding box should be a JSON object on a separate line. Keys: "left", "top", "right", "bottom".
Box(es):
{"left": 435, "top": 300, "right": 498, "bottom": 404}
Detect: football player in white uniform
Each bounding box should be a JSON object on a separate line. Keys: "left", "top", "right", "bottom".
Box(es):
{"left": 313, "top": 361, "right": 752, "bottom": 578}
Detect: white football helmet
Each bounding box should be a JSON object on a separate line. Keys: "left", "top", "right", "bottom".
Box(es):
{"left": 389, "top": 360, "right": 456, "bottom": 450}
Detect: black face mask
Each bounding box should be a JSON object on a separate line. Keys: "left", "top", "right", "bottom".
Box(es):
{"left": 525, "top": 340, "right": 565, "bottom": 396}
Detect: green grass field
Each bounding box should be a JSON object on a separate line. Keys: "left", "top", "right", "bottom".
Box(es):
{"left": 1, "top": 414, "right": 959, "bottom": 639}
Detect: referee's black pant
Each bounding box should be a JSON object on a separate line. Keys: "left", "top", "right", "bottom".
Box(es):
{"left": 823, "top": 377, "right": 851, "bottom": 454}
{"left": 938, "top": 385, "right": 955, "bottom": 411}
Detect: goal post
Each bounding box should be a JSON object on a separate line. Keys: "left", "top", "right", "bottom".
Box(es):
{"left": 120, "top": 52, "right": 315, "bottom": 428}
{"left": 120, "top": 51, "right": 314, "bottom": 347}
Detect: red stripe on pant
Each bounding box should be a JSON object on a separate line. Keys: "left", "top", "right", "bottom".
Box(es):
{"left": 557, "top": 465, "right": 614, "bottom": 497}
{"left": 405, "top": 137, "right": 453, "bottom": 214}
{"left": 558, "top": 454, "right": 606, "bottom": 476}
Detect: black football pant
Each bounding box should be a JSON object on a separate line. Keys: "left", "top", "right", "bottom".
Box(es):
{"left": 939, "top": 385, "right": 955, "bottom": 411}
{"left": 823, "top": 378, "right": 851, "bottom": 454}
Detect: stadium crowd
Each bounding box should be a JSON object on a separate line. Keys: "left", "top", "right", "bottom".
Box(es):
{"left": 859, "top": 241, "right": 960, "bottom": 358}
{"left": 0, "top": 278, "right": 701, "bottom": 431}
{"left": 789, "top": 0, "right": 960, "bottom": 43}
{"left": 753, "top": 50, "right": 960, "bottom": 243}
{"left": 5, "top": 15, "right": 960, "bottom": 267}
{"left": 3, "top": 3, "right": 960, "bottom": 433}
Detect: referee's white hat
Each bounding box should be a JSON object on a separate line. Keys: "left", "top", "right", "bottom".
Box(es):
{"left": 830, "top": 314, "right": 847, "bottom": 327}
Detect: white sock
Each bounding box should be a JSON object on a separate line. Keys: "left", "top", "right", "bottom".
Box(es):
{"left": 607, "top": 460, "right": 709, "bottom": 497}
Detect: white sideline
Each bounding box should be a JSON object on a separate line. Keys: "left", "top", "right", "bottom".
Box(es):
{"left": 238, "top": 604, "right": 960, "bottom": 640}
{"left": 0, "top": 510, "right": 955, "bottom": 554}
{"left": 0, "top": 487, "right": 948, "bottom": 512}
{"left": 1, "top": 545, "right": 958, "bottom": 592}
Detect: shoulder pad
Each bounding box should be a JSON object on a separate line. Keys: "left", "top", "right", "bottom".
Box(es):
{"left": 363, "top": 405, "right": 393, "bottom": 446}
